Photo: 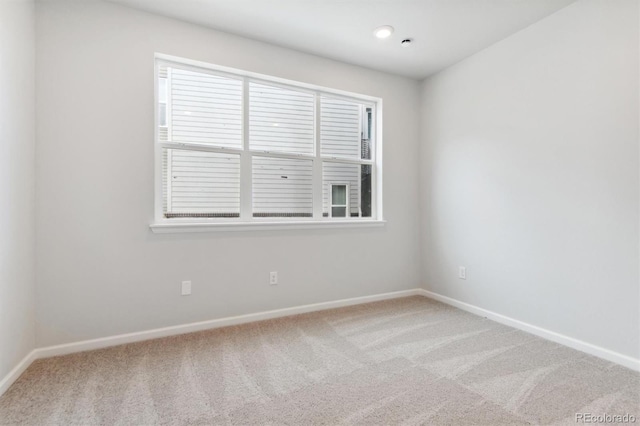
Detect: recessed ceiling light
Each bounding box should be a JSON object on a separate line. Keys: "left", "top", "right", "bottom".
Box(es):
{"left": 374, "top": 25, "right": 394, "bottom": 39}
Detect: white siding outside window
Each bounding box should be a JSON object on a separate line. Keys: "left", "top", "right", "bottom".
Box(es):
{"left": 249, "top": 82, "right": 315, "bottom": 155}
{"left": 252, "top": 156, "right": 313, "bottom": 217}
{"left": 320, "top": 97, "right": 361, "bottom": 159}
{"left": 169, "top": 68, "right": 243, "bottom": 149}
{"left": 165, "top": 149, "right": 240, "bottom": 217}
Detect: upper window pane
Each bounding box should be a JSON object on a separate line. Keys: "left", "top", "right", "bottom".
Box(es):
{"left": 169, "top": 67, "right": 243, "bottom": 149}
{"left": 249, "top": 82, "right": 315, "bottom": 155}
{"left": 321, "top": 97, "right": 371, "bottom": 160}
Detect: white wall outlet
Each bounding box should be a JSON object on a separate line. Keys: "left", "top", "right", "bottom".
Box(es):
{"left": 269, "top": 271, "right": 278, "bottom": 285}
{"left": 181, "top": 280, "right": 192, "bottom": 295}
{"left": 458, "top": 266, "right": 466, "bottom": 280}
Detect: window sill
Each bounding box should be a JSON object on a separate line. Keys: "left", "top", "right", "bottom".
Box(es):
{"left": 149, "top": 219, "right": 386, "bottom": 234}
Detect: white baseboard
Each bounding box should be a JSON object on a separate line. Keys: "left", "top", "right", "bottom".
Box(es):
{"left": 418, "top": 289, "right": 640, "bottom": 372}
{"left": 0, "top": 288, "right": 421, "bottom": 397}
{"left": 2, "top": 287, "right": 637, "bottom": 399}
{"left": 0, "top": 350, "right": 38, "bottom": 397}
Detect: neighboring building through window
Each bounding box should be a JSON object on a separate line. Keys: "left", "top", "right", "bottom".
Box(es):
{"left": 330, "top": 184, "right": 348, "bottom": 218}
{"left": 155, "top": 55, "right": 381, "bottom": 225}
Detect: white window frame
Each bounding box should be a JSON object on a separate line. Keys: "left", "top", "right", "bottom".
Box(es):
{"left": 150, "top": 53, "right": 384, "bottom": 233}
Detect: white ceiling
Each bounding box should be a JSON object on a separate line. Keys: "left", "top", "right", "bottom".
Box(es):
{"left": 107, "top": 0, "right": 576, "bottom": 79}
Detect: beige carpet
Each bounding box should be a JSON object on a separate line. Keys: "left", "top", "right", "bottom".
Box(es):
{"left": 0, "top": 296, "right": 638, "bottom": 425}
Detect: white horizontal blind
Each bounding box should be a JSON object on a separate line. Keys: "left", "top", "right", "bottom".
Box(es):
{"left": 249, "top": 82, "right": 315, "bottom": 155}
{"left": 170, "top": 67, "right": 243, "bottom": 149}
{"left": 320, "top": 97, "right": 361, "bottom": 159}
{"left": 323, "top": 162, "right": 360, "bottom": 217}
{"left": 252, "top": 156, "right": 313, "bottom": 217}
{"left": 164, "top": 149, "right": 240, "bottom": 217}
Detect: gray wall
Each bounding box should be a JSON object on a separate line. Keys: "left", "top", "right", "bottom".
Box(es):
{"left": 420, "top": 0, "right": 639, "bottom": 358}
{"left": 27, "top": 0, "right": 640, "bottom": 365}
{"left": 0, "top": 0, "right": 36, "bottom": 379}
{"left": 35, "top": 0, "right": 422, "bottom": 346}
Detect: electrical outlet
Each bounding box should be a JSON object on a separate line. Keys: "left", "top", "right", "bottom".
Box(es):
{"left": 181, "top": 280, "right": 192, "bottom": 295}
{"left": 270, "top": 271, "right": 278, "bottom": 285}
{"left": 458, "top": 267, "right": 466, "bottom": 280}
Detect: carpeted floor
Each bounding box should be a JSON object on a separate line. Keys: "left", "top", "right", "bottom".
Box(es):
{"left": 0, "top": 296, "right": 638, "bottom": 425}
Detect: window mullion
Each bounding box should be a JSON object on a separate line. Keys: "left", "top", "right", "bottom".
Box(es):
{"left": 319, "top": 156, "right": 374, "bottom": 166}
{"left": 159, "top": 142, "right": 243, "bottom": 155}
{"left": 312, "top": 92, "right": 323, "bottom": 219}
{"left": 240, "top": 78, "right": 252, "bottom": 221}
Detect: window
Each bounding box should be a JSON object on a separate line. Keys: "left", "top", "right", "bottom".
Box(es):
{"left": 153, "top": 54, "right": 382, "bottom": 230}
{"left": 330, "top": 184, "right": 348, "bottom": 218}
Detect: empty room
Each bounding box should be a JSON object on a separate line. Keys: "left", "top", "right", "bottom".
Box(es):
{"left": 0, "top": 0, "right": 638, "bottom": 424}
